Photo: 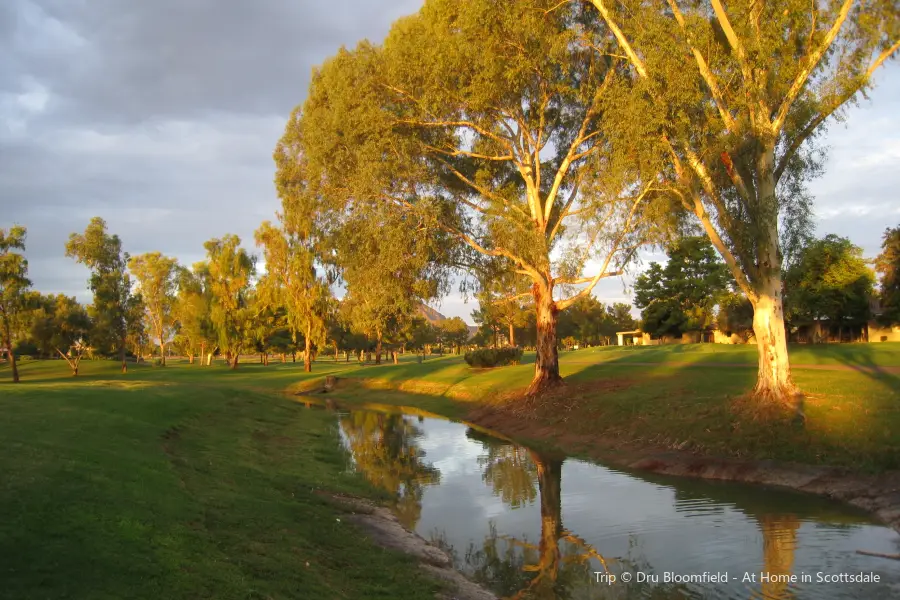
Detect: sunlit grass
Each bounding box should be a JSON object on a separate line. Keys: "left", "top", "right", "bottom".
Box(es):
{"left": 0, "top": 359, "right": 444, "bottom": 600}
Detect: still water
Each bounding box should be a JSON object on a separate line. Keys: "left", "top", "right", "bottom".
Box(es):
{"left": 331, "top": 406, "right": 900, "bottom": 599}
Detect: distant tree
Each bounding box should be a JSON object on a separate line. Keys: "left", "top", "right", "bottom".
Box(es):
{"left": 557, "top": 295, "right": 618, "bottom": 346}
{"left": 128, "top": 252, "right": 179, "bottom": 366}
{"left": 475, "top": 263, "right": 531, "bottom": 347}
{"left": 439, "top": 317, "right": 471, "bottom": 354}
{"left": 125, "top": 292, "right": 148, "bottom": 362}
{"left": 0, "top": 226, "right": 31, "bottom": 382}
{"left": 32, "top": 295, "right": 92, "bottom": 376}
{"left": 173, "top": 265, "right": 215, "bottom": 365}
{"left": 65, "top": 217, "right": 134, "bottom": 372}
{"left": 407, "top": 317, "right": 438, "bottom": 358}
{"left": 255, "top": 221, "right": 330, "bottom": 373}
{"left": 783, "top": 234, "right": 875, "bottom": 337}
{"left": 875, "top": 225, "right": 900, "bottom": 326}
{"left": 634, "top": 237, "right": 730, "bottom": 337}
{"left": 717, "top": 292, "right": 755, "bottom": 341}
{"left": 330, "top": 208, "right": 448, "bottom": 365}
{"left": 607, "top": 303, "right": 637, "bottom": 332}
{"left": 202, "top": 235, "right": 256, "bottom": 370}
{"left": 471, "top": 305, "right": 502, "bottom": 349}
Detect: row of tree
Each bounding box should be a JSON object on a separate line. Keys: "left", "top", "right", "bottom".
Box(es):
{"left": 0, "top": 219, "right": 479, "bottom": 382}
{"left": 633, "top": 229, "right": 900, "bottom": 341}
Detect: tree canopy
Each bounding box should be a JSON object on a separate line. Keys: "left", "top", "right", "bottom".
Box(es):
{"left": 634, "top": 236, "right": 730, "bottom": 337}
{"left": 784, "top": 234, "right": 874, "bottom": 333}
{"left": 875, "top": 225, "right": 900, "bottom": 326}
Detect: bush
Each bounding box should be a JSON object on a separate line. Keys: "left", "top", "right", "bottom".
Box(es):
{"left": 464, "top": 346, "right": 523, "bottom": 368}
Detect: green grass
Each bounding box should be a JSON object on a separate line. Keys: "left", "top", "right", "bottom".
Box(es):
{"left": 0, "top": 359, "right": 441, "bottom": 600}
{"left": 1, "top": 344, "right": 898, "bottom": 598}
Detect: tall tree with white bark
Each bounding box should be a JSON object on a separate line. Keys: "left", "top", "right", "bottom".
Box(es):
{"left": 584, "top": 0, "right": 898, "bottom": 407}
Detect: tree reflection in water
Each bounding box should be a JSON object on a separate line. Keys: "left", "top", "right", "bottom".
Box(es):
{"left": 758, "top": 515, "right": 800, "bottom": 600}
{"left": 457, "top": 429, "right": 687, "bottom": 599}
{"left": 339, "top": 411, "right": 440, "bottom": 530}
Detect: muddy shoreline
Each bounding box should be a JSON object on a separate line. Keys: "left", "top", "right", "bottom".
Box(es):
{"left": 323, "top": 494, "right": 497, "bottom": 600}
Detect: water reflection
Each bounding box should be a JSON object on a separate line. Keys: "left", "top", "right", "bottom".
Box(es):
{"left": 334, "top": 407, "right": 900, "bottom": 600}
{"left": 338, "top": 411, "right": 440, "bottom": 529}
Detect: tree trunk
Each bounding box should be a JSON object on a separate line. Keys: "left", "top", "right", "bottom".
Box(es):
{"left": 527, "top": 282, "right": 562, "bottom": 396}
{"left": 509, "top": 322, "right": 516, "bottom": 347}
{"left": 304, "top": 336, "right": 312, "bottom": 373}
{"left": 159, "top": 342, "right": 166, "bottom": 367}
{"left": 281, "top": 353, "right": 286, "bottom": 363}
{"left": 260, "top": 352, "right": 264, "bottom": 364}
{"left": 199, "top": 342, "right": 205, "bottom": 366}
{"left": 231, "top": 353, "right": 240, "bottom": 370}
{"left": 750, "top": 142, "right": 801, "bottom": 411}
{"left": 292, "top": 351, "right": 296, "bottom": 363}
{"left": 188, "top": 353, "right": 194, "bottom": 364}
{"left": 752, "top": 283, "right": 799, "bottom": 407}
{"left": 120, "top": 342, "right": 127, "bottom": 373}
{"left": 334, "top": 343, "right": 339, "bottom": 362}
{"left": 375, "top": 328, "right": 383, "bottom": 365}
{"left": 392, "top": 350, "right": 398, "bottom": 364}
{"left": 2, "top": 321, "right": 19, "bottom": 383}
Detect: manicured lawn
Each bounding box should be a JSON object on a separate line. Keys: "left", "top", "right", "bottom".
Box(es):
{"left": 0, "top": 359, "right": 441, "bottom": 600}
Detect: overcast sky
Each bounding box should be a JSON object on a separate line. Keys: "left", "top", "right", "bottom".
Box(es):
{"left": 2, "top": 1, "right": 898, "bottom": 325}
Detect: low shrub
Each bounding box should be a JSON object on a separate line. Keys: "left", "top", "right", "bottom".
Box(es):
{"left": 464, "top": 346, "right": 523, "bottom": 368}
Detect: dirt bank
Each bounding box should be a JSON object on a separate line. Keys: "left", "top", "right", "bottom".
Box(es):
{"left": 324, "top": 494, "right": 496, "bottom": 600}
{"left": 464, "top": 402, "right": 900, "bottom": 534}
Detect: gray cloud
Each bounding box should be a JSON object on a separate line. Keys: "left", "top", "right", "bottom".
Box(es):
{"left": 1, "top": 0, "right": 898, "bottom": 323}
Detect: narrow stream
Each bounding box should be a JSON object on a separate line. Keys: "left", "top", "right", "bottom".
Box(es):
{"left": 329, "top": 405, "right": 900, "bottom": 599}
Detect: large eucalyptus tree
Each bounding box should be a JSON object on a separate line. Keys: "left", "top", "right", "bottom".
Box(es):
{"left": 584, "top": 0, "right": 898, "bottom": 406}
{"left": 297, "top": 0, "right": 670, "bottom": 394}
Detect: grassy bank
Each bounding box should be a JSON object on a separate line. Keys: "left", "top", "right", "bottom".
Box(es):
{"left": 320, "top": 344, "right": 900, "bottom": 472}
{"left": 0, "top": 360, "right": 442, "bottom": 600}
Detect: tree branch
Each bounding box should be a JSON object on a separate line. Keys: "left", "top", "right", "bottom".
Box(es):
{"left": 588, "top": 0, "right": 648, "bottom": 78}
{"left": 666, "top": 0, "right": 737, "bottom": 132}
{"left": 774, "top": 39, "right": 900, "bottom": 182}
{"left": 771, "top": 0, "right": 854, "bottom": 135}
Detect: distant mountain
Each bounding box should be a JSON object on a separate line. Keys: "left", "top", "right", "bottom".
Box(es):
{"left": 417, "top": 304, "right": 447, "bottom": 324}
{"left": 418, "top": 304, "right": 477, "bottom": 339}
